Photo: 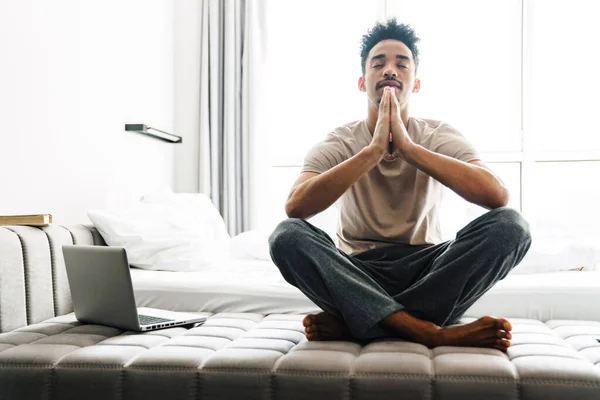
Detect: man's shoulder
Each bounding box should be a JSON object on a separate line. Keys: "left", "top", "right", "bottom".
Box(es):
{"left": 411, "top": 117, "right": 452, "bottom": 132}
{"left": 316, "top": 120, "right": 367, "bottom": 149}
{"left": 330, "top": 120, "right": 365, "bottom": 138}
{"left": 303, "top": 120, "right": 365, "bottom": 171}
{"left": 410, "top": 117, "right": 462, "bottom": 143}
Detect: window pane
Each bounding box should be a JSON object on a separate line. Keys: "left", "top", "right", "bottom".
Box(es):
{"left": 387, "top": 0, "right": 522, "bottom": 152}
{"left": 264, "top": 167, "right": 338, "bottom": 241}
{"left": 533, "top": 162, "right": 600, "bottom": 248}
{"left": 526, "top": 0, "right": 600, "bottom": 151}
{"left": 439, "top": 163, "right": 521, "bottom": 240}
{"left": 263, "top": 0, "right": 380, "bottom": 162}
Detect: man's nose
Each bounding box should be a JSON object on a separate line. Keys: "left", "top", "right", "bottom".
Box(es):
{"left": 383, "top": 67, "right": 397, "bottom": 79}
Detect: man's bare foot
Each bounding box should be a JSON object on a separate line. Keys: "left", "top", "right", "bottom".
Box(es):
{"left": 435, "top": 316, "right": 513, "bottom": 352}
{"left": 302, "top": 312, "right": 354, "bottom": 341}
{"left": 383, "top": 311, "right": 513, "bottom": 352}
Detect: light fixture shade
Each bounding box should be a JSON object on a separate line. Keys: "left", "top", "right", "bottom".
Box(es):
{"left": 125, "top": 124, "right": 182, "bottom": 143}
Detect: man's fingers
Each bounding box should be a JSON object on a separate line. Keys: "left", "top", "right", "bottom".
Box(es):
{"left": 378, "top": 89, "right": 388, "bottom": 118}
{"left": 390, "top": 88, "right": 398, "bottom": 114}
{"left": 385, "top": 88, "right": 391, "bottom": 116}
{"left": 388, "top": 90, "right": 393, "bottom": 143}
{"left": 380, "top": 91, "right": 391, "bottom": 131}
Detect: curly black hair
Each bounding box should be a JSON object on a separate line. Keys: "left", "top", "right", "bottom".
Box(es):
{"left": 360, "top": 19, "right": 420, "bottom": 75}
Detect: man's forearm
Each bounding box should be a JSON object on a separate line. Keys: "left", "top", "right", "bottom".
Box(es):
{"left": 403, "top": 144, "right": 508, "bottom": 209}
{"left": 286, "top": 146, "right": 380, "bottom": 219}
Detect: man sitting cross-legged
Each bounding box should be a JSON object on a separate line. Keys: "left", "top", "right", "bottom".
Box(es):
{"left": 268, "top": 19, "right": 531, "bottom": 352}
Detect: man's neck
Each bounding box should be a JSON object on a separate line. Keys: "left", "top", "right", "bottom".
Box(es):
{"left": 366, "top": 105, "right": 410, "bottom": 135}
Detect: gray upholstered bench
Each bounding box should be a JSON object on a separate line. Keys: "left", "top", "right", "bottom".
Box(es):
{"left": 1, "top": 313, "right": 600, "bottom": 399}
{"left": 1, "top": 225, "right": 600, "bottom": 399}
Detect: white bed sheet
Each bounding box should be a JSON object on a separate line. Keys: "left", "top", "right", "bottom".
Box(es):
{"left": 130, "top": 258, "right": 321, "bottom": 315}
{"left": 130, "top": 260, "right": 600, "bottom": 322}
{"left": 464, "top": 270, "right": 600, "bottom": 321}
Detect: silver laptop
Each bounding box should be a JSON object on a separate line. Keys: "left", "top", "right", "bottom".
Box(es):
{"left": 62, "top": 245, "right": 206, "bottom": 331}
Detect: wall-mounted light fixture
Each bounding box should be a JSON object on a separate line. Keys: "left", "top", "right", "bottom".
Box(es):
{"left": 125, "top": 124, "right": 182, "bottom": 143}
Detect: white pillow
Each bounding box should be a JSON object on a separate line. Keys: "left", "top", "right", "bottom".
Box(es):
{"left": 229, "top": 230, "right": 272, "bottom": 261}
{"left": 87, "top": 191, "right": 230, "bottom": 271}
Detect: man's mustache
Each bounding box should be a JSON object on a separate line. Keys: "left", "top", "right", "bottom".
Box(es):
{"left": 376, "top": 79, "right": 403, "bottom": 90}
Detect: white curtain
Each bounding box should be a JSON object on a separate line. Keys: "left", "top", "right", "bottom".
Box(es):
{"left": 198, "top": 0, "right": 264, "bottom": 235}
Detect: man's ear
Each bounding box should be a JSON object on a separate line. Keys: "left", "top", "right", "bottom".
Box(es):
{"left": 358, "top": 76, "right": 366, "bottom": 92}
{"left": 412, "top": 78, "right": 421, "bottom": 93}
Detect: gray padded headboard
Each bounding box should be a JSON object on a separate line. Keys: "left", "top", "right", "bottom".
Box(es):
{"left": 0, "top": 225, "right": 106, "bottom": 333}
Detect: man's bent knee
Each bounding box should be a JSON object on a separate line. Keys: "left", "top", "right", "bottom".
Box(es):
{"left": 488, "top": 207, "right": 531, "bottom": 246}
{"left": 268, "top": 218, "right": 309, "bottom": 255}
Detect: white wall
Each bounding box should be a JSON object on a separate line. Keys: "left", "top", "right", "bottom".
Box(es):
{"left": 173, "top": 0, "right": 202, "bottom": 194}
{"left": 0, "top": 0, "right": 176, "bottom": 225}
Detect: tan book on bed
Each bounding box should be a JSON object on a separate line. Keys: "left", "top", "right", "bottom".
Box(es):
{"left": 0, "top": 214, "right": 52, "bottom": 226}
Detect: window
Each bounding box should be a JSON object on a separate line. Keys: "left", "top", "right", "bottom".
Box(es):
{"left": 255, "top": 0, "right": 600, "bottom": 255}
{"left": 526, "top": 0, "right": 600, "bottom": 152}
{"left": 533, "top": 161, "right": 600, "bottom": 246}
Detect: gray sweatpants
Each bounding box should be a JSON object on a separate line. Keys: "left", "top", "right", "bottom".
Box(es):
{"left": 268, "top": 207, "right": 531, "bottom": 340}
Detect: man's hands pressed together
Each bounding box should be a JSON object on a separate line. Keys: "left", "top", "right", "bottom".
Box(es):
{"left": 368, "top": 86, "right": 415, "bottom": 162}
{"left": 369, "top": 86, "right": 392, "bottom": 161}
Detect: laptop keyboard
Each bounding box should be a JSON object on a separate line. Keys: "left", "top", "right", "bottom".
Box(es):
{"left": 139, "top": 314, "right": 175, "bottom": 326}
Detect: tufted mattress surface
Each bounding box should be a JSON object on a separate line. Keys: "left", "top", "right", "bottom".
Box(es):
{"left": 1, "top": 312, "right": 600, "bottom": 400}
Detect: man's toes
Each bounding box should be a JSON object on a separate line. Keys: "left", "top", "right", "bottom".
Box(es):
{"left": 303, "top": 314, "right": 315, "bottom": 327}
{"left": 496, "top": 330, "right": 512, "bottom": 339}
{"left": 490, "top": 338, "right": 511, "bottom": 352}
{"left": 496, "top": 318, "right": 512, "bottom": 332}
{"left": 305, "top": 325, "right": 318, "bottom": 334}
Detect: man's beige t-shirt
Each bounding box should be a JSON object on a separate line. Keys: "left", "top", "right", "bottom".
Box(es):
{"left": 302, "top": 117, "right": 480, "bottom": 255}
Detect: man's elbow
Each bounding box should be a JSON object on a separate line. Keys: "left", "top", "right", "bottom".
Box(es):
{"left": 285, "top": 198, "right": 305, "bottom": 219}
{"left": 285, "top": 202, "right": 298, "bottom": 218}
{"left": 489, "top": 186, "right": 509, "bottom": 209}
